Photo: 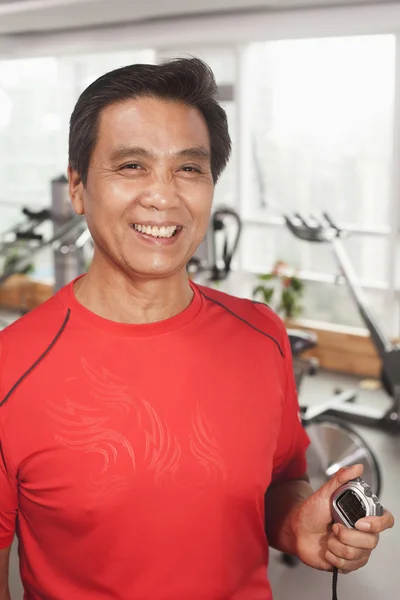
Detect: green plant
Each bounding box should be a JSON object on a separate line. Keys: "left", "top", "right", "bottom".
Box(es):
{"left": 2, "top": 247, "right": 34, "bottom": 276}
{"left": 253, "top": 261, "right": 305, "bottom": 319}
{"left": 253, "top": 273, "right": 275, "bottom": 305}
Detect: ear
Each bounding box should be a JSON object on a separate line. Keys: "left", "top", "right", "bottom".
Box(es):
{"left": 68, "top": 165, "right": 85, "bottom": 215}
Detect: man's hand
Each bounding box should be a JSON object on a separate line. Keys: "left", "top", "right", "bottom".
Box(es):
{"left": 290, "top": 464, "right": 395, "bottom": 573}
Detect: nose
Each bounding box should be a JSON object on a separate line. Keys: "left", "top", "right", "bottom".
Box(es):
{"left": 138, "top": 180, "right": 180, "bottom": 211}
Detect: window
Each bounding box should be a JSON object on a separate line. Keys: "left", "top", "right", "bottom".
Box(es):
{"left": 239, "top": 36, "right": 398, "bottom": 332}
{"left": 241, "top": 225, "right": 390, "bottom": 285}
{"left": 300, "top": 282, "right": 388, "bottom": 330}
{"left": 243, "top": 36, "right": 395, "bottom": 226}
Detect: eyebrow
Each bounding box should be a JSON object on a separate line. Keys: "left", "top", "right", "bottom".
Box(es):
{"left": 109, "top": 145, "right": 211, "bottom": 163}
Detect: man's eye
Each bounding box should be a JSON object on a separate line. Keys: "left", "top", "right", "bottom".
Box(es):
{"left": 181, "top": 166, "right": 202, "bottom": 173}
{"left": 121, "top": 163, "right": 142, "bottom": 170}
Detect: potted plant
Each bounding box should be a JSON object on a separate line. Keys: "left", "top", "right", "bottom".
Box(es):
{"left": 253, "top": 260, "right": 305, "bottom": 320}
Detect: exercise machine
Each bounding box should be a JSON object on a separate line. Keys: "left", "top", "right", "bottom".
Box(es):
{"left": 0, "top": 175, "right": 92, "bottom": 291}
{"left": 0, "top": 207, "right": 85, "bottom": 287}
{"left": 285, "top": 213, "right": 400, "bottom": 432}
{"left": 188, "top": 206, "right": 242, "bottom": 281}
{"left": 0, "top": 207, "right": 52, "bottom": 283}
{"left": 288, "top": 329, "right": 381, "bottom": 495}
{"left": 51, "top": 175, "right": 91, "bottom": 292}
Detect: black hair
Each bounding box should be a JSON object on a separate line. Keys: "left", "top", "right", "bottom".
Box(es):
{"left": 68, "top": 57, "right": 231, "bottom": 185}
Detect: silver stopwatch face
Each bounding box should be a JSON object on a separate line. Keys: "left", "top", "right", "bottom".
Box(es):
{"left": 331, "top": 477, "right": 383, "bottom": 529}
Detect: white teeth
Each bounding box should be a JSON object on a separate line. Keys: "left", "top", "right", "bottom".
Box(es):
{"left": 133, "top": 224, "right": 178, "bottom": 238}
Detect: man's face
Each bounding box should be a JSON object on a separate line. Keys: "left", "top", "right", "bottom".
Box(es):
{"left": 69, "top": 97, "right": 214, "bottom": 279}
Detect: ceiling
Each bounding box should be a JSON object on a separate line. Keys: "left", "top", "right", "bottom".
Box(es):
{"left": 0, "top": 0, "right": 396, "bottom": 35}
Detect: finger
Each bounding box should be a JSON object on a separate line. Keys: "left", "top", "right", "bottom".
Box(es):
{"left": 355, "top": 510, "right": 395, "bottom": 533}
{"left": 321, "top": 465, "right": 365, "bottom": 501}
{"left": 325, "top": 549, "right": 368, "bottom": 573}
{"left": 332, "top": 523, "right": 379, "bottom": 550}
{"left": 335, "top": 464, "right": 364, "bottom": 487}
{"left": 327, "top": 534, "right": 369, "bottom": 562}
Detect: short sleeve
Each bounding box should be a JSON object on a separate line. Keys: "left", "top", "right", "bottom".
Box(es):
{"left": 270, "top": 330, "right": 310, "bottom": 485}
{"left": 0, "top": 336, "right": 17, "bottom": 549}
{"left": 0, "top": 433, "right": 17, "bottom": 549}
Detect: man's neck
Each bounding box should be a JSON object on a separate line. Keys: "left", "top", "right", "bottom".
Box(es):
{"left": 73, "top": 265, "right": 194, "bottom": 325}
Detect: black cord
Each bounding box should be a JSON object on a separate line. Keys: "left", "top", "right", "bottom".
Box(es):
{"left": 332, "top": 567, "right": 339, "bottom": 600}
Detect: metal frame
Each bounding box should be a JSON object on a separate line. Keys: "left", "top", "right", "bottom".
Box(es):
{"left": 238, "top": 218, "right": 398, "bottom": 292}
{"left": 242, "top": 215, "right": 391, "bottom": 237}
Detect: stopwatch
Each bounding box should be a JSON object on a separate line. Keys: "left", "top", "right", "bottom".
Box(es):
{"left": 331, "top": 477, "right": 383, "bottom": 529}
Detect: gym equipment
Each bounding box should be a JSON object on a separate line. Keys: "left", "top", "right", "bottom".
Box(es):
{"left": 285, "top": 213, "right": 400, "bottom": 431}
{"left": 188, "top": 206, "right": 242, "bottom": 281}
{"left": 0, "top": 208, "right": 84, "bottom": 287}
{"left": 51, "top": 175, "right": 91, "bottom": 292}
{"left": 0, "top": 207, "right": 51, "bottom": 251}
{"left": 0, "top": 175, "right": 92, "bottom": 291}
{"left": 288, "top": 330, "right": 381, "bottom": 495}
{"left": 0, "top": 207, "right": 52, "bottom": 281}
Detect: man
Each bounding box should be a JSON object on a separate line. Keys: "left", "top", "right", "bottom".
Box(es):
{"left": 0, "top": 58, "right": 394, "bottom": 600}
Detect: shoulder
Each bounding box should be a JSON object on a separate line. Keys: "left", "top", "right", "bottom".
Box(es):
{"left": 0, "top": 292, "right": 68, "bottom": 346}
{"left": 196, "top": 283, "right": 288, "bottom": 358}
{"left": 0, "top": 293, "right": 69, "bottom": 396}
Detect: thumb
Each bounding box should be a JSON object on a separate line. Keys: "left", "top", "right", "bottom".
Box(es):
{"left": 321, "top": 463, "right": 364, "bottom": 498}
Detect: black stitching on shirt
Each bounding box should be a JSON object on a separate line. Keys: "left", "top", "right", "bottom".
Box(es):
{"left": 199, "top": 290, "right": 284, "bottom": 357}
{"left": 0, "top": 309, "right": 71, "bottom": 408}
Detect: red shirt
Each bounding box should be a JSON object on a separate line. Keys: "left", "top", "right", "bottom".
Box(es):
{"left": 0, "top": 278, "right": 309, "bottom": 600}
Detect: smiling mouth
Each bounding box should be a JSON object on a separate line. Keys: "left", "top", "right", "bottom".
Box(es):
{"left": 131, "top": 223, "right": 181, "bottom": 239}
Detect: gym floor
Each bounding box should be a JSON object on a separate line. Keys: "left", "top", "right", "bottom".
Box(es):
{"left": 7, "top": 370, "right": 400, "bottom": 600}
